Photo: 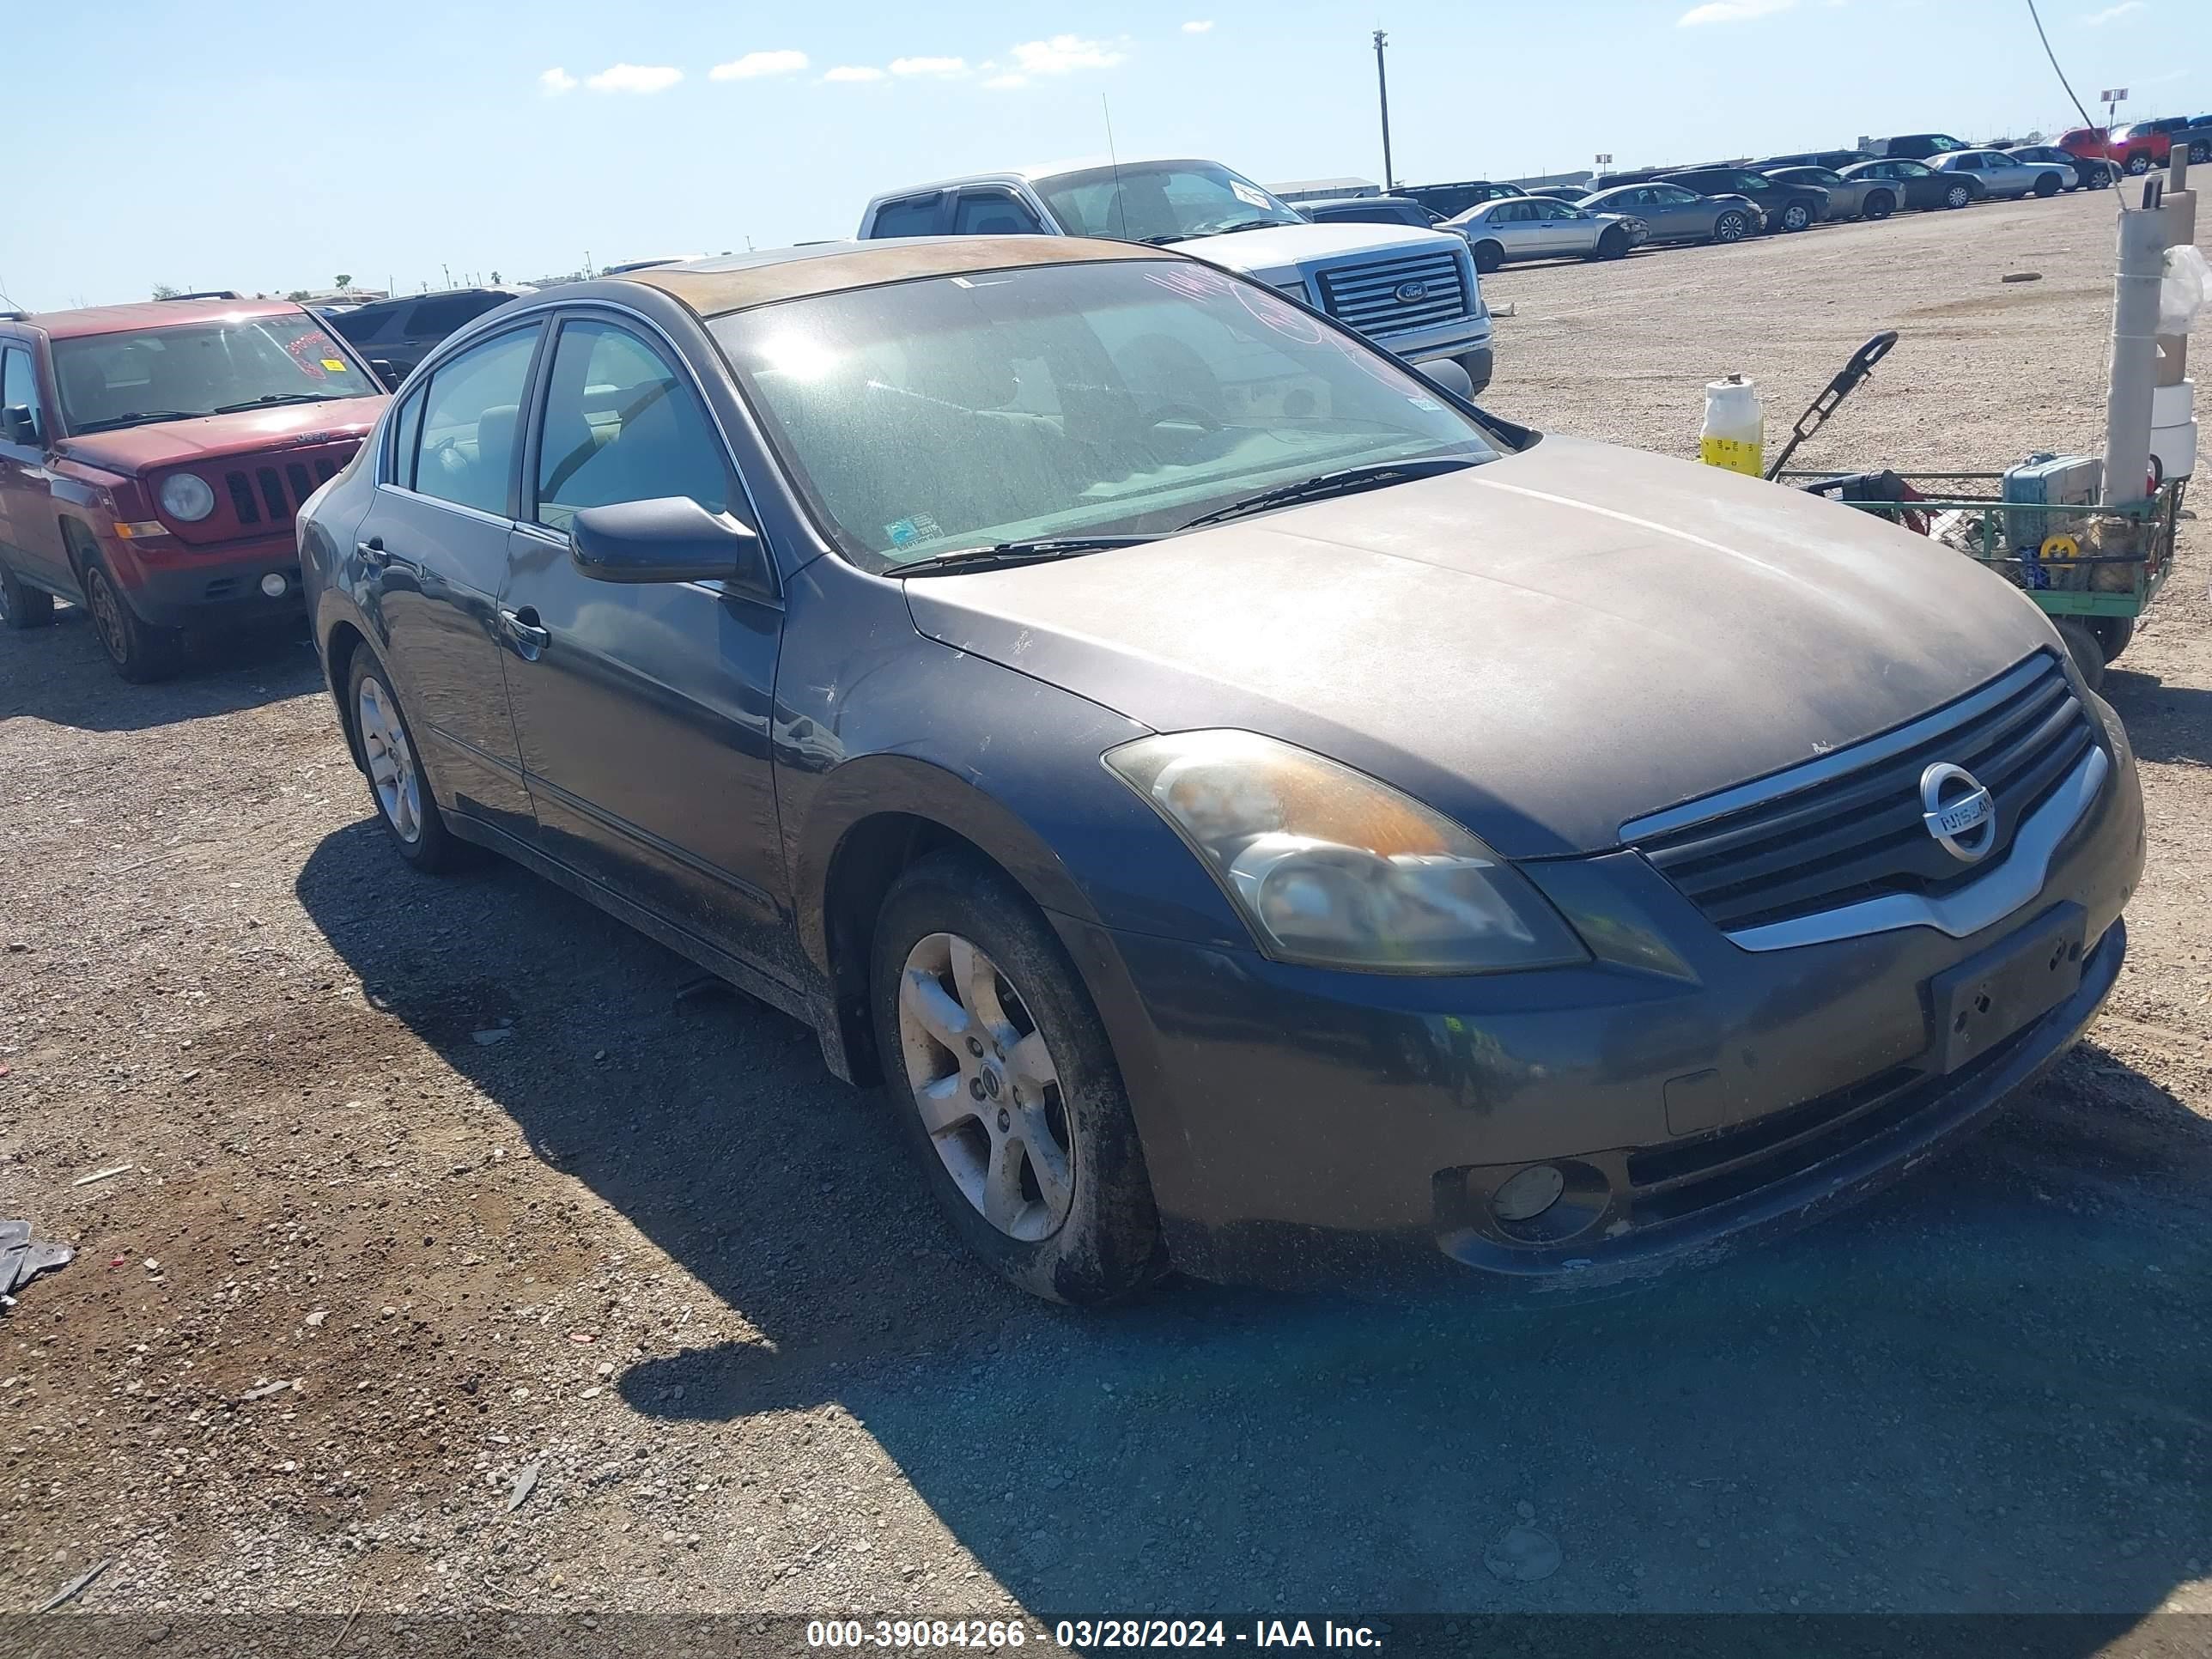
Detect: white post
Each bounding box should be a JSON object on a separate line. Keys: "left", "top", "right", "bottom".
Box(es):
{"left": 2102, "top": 197, "right": 2167, "bottom": 505}
{"left": 2159, "top": 148, "right": 2195, "bottom": 389}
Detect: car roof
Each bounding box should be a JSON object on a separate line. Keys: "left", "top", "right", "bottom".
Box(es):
{"left": 15, "top": 295, "right": 307, "bottom": 340}
{"left": 869, "top": 156, "right": 1256, "bottom": 202}
{"left": 622, "top": 236, "right": 1178, "bottom": 319}
{"left": 347, "top": 285, "right": 532, "bottom": 315}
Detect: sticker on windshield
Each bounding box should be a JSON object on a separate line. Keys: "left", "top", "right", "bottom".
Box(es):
{"left": 1230, "top": 180, "right": 1274, "bottom": 211}
{"left": 319, "top": 359, "right": 348, "bottom": 373}
{"left": 884, "top": 514, "right": 943, "bottom": 550}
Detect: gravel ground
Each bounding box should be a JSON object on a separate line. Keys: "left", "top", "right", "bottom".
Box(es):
{"left": 2, "top": 188, "right": 2208, "bottom": 1631}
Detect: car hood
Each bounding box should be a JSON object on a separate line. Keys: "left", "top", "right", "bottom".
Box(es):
{"left": 902, "top": 436, "right": 2057, "bottom": 859}
{"left": 1174, "top": 222, "right": 1462, "bottom": 280}
{"left": 52, "top": 396, "right": 386, "bottom": 477}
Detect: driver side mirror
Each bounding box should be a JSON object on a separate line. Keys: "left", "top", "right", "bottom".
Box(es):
{"left": 570, "top": 495, "right": 771, "bottom": 591}
{"left": 0, "top": 404, "right": 37, "bottom": 446}
{"left": 369, "top": 360, "right": 400, "bottom": 390}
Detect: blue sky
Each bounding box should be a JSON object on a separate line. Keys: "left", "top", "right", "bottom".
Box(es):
{"left": 3, "top": 0, "right": 2204, "bottom": 309}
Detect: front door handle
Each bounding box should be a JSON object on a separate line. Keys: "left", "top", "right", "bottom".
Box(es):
{"left": 501, "top": 605, "right": 550, "bottom": 655}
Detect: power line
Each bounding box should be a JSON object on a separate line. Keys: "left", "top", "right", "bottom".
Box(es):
{"left": 2023, "top": 0, "right": 2098, "bottom": 136}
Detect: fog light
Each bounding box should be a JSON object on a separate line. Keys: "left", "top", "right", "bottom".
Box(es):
{"left": 1492, "top": 1164, "right": 1565, "bottom": 1223}
{"left": 260, "top": 573, "right": 289, "bottom": 598}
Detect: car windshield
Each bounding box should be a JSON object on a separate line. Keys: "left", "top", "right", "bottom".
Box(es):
{"left": 1032, "top": 162, "right": 1307, "bottom": 243}
{"left": 713, "top": 259, "right": 1506, "bottom": 571}
{"left": 52, "top": 313, "right": 377, "bottom": 434}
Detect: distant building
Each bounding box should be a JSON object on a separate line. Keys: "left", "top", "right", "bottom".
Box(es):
{"left": 1269, "top": 176, "right": 1382, "bottom": 202}
{"left": 1501, "top": 170, "right": 1593, "bottom": 189}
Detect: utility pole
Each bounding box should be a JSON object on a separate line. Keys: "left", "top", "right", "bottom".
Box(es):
{"left": 1373, "top": 30, "right": 1394, "bottom": 192}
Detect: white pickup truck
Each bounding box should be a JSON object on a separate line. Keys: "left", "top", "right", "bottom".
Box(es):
{"left": 857, "top": 156, "right": 1495, "bottom": 394}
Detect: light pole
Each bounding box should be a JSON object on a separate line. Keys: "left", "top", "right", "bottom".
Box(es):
{"left": 1373, "top": 30, "right": 1394, "bottom": 192}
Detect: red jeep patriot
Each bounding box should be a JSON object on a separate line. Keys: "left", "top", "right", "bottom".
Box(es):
{"left": 0, "top": 296, "right": 387, "bottom": 680}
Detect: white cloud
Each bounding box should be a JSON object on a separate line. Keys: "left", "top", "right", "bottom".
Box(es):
{"left": 890, "top": 55, "right": 969, "bottom": 76}
{"left": 983, "top": 73, "right": 1029, "bottom": 89}
{"left": 1678, "top": 0, "right": 1795, "bottom": 23}
{"left": 2081, "top": 1, "right": 2144, "bottom": 22}
{"left": 1182, "top": 19, "right": 1215, "bottom": 32}
{"left": 822, "top": 64, "right": 887, "bottom": 82}
{"left": 538, "top": 67, "right": 578, "bottom": 94}
{"left": 586, "top": 63, "right": 683, "bottom": 93}
{"left": 709, "top": 50, "right": 808, "bottom": 80}
{"left": 1008, "top": 34, "right": 1127, "bottom": 75}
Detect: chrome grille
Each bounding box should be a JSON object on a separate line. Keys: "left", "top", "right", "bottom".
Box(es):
{"left": 1313, "top": 250, "right": 1469, "bottom": 338}
{"left": 1632, "top": 653, "right": 2097, "bottom": 933}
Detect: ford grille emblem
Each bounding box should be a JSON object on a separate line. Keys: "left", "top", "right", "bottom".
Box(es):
{"left": 1919, "top": 763, "right": 1996, "bottom": 863}
{"left": 1395, "top": 280, "right": 1430, "bottom": 303}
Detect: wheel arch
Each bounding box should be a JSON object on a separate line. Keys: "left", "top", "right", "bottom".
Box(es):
{"left": 322, "top": 617, "right": 373, "bottom": 771}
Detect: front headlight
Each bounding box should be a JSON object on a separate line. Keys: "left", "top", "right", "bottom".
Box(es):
{"left": 159, "top": 472, "right": 216, "bottom": 522}
{"left": 1103, "top": 730, "right": 1589, "bottom": 974}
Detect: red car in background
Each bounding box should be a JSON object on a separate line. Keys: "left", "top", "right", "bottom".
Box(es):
{"left": 2065, "top": 118, "right": 2209, "bottom": 176}
{"left": 0, "top": 297, "right": 387, "bottom": 679}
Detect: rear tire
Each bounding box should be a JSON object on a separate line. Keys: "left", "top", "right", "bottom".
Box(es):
{"left": 0, "top": 562, "right": 55, "bottom": 629}
{"left": 2033, "top": 173, "right": 2061, "bottom": 198}
{"left": 1713, "top": 210, "right": 1748, "bottom": 244}
{"left": 2089, "top": 616, "right": 2135, "bottom": 666}
{"left": 346, "top": 648, "right": 465, "bottom": 872}
{"left": 1863, "top": 191, "right": 1894, "bottom": 221}
{"left": 1471, "top": 240, "right": 1504, "bottom": 275}
{"left": 82, "top": 558, "right": 181, "bottom": 683}
{"left": 1944, "top": 183, "right": 1973, "bottom": 210}
{"left": 2191, "top": 140, "right": 2210, "bottom": 165}
{"left": 2125, "top": 153, "right": 2150, "bottom": 175}
{"left": 2054, "top": 618, "right": 2107, "bottom": 696}
{"left": 869, "top": 851, "right": 1166, "bottom": 1305}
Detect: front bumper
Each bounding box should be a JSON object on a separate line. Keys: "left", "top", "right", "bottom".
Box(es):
{"left": 1055, "top": 714, "right": 2144, "bottom": 1291}
{"left": 107, "top": 529, "right": 305, "bottom": 629}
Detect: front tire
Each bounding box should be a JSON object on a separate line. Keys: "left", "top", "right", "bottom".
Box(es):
{"left": 2090, "top": 167, "right": 2113, "bottom": 190}
{"left": 0, "top": 562, "right": 55, "bottom": 630}
{"left": 2125, "top": 153, "right": 2150, "bottom": 175}
{"left": 1944, "top": 183, "right": 1973, "bottom": 210}
{"left": 2191, "top": 140, "right": 2210, "bottom": 165}
{"left": 1713, "top": 210, "right": 1748, "bottom": 244}
{"left": 1863, "top": 190, "right": 1894, "bottom": 221}
{"left": 1778, "top": 202, "right": 1812, "bottom": 233}
{"left": 1471, "top": 240, "right": 1504, "bottom": 275}
{"left": 870, "top": 851, "right": 1165, "bottom": 1305}
{"left": 2090, "top": 616, "right": 2135, "bottom": 666}
{"left": 347, "top": 648, "right": 465, "bottom": 872}
{"left": 1595, "top": 228, "right": 1629, "bottom": 260}
{"left": 82, "top": 559, "right": 181, "bottom": 682}
{"left": 2054, "top": 618, "right": 2107, "bottom": 696}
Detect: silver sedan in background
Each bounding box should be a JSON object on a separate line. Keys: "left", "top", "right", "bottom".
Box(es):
{"left": 1578, "top": 183, "right": 1762, "bottom": 246}
{"left": 2005, "top": 145, "right": 2113, "bottom": 191}
{"left": 1930, "top": 149, "right": 2067, "bottom": 200}
{"left": 1446, "top": 197, "right": 1646, "bottom": 271}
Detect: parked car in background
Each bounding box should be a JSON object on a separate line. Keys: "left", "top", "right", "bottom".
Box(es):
{"left": 1580, "top": 183, "right": 1760, "bottom": 245}
{"left": 1524, "top": 185, "right": 1600, "bottom": 204}
{"left": 1446, "top": 197, "right": 1644, "bottom": 271}
{"left": 1656, "top": 166, "right": 1828, "bottom": 232}
{"left": 1298, "top": 196, "right": 1441, "bottom": 230}
{"left": 0, "top": 298, "right": 386, "bottom": 678}
{"left": 859, "top": 157, "right": 1494, "bottom": 394}
{"left": 1759, "top": 149, "right": 1873, "bottom": 172}
{"left": 1761, "top": 165, "right": 1894, "bottom": 220}
{"left": 1839, "top": 157, "right": 1978, "bottom": 212}
{"left": 1398, "top": 180, "right": 1527, "bottom": 219}
{"left": 298, "top": 239, "right": 2143, "bottom": 1302}
{"left": 1864, "top": 133, "right": 1974, "bottom": 161}
{"left": 1929, "top": 149, "right": 2061, "bottom": 201}
{"left": 603, "top": 255, "right": 709, "bottom": 275}
{"left": 2005, "top": 145, "right": 2112, "bottom": 190}
{"left": 329, "top": 286, "right": 535, "bottom": 385}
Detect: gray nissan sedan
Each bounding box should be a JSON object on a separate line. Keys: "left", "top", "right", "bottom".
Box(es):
{"left": 297, "top": 238, "right": 2144, "bottom": 1303}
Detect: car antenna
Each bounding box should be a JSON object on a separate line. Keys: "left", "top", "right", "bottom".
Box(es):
{"left": 1103, "top": 93, "right": 1129, "bottom": 240}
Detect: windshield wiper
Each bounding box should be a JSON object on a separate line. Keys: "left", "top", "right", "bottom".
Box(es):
{"left": 1176, "top": 457, "right": 1482, "bottom": 532}
{"left": 890, "top": 536, "right": 1153, "bottom": 577}
{"left": 69, "top": 411, "right": 204, "bottom": 434}
{"left": 211, "top": 392, "right": 343, "bottom": 414}
{"left": 1200, "top": 217, "right": 1296, "bottom": 237}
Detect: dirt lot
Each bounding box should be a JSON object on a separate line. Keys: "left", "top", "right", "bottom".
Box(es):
{"left": 2, "top": 189, "right": 2208, "bottom": 1632}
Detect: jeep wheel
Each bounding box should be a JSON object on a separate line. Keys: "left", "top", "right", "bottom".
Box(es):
{"left": 1471, "top": 240, "right": 1504, "bottom": 275}
{"left": 1944, "top": 183, "right": 1973, "bottom": 210}
{"left": 1863, "top": 191, "right": 1894, "bottom": 221}
{"left": 349, "top": 649, "right": 465, "bottom": 872}
{"left": 1712, "top": 210, "right": 1748, "bottom": 244}
{"left": 0, "top": 562, "right": 55, "bottom": 630}
{"left": 871, "top": 851, "right": 1165, "bottom": 1304}
{"left": 82, "top": 561, "right": 180, "bottom": 682}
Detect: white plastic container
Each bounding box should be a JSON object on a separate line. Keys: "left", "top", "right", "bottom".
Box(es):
{"left": 1701, "top": 375, "right": 1765, "bottom": 477}
{"left": 2151, "top": 377, "right": 2197, "bottom": 480}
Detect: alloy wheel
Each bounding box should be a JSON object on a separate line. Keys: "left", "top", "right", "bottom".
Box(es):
{"left": 896, "top": 930, "right": 1074, "bottom": 1243}
{"left": 87, "top": 569, "right": 128, "bottom": 664}
{"left": 1716, "top": 214, "right": 1746, "bottom": 243}
{"left": 356, "top": 675, "right": 424, "bottom": 844}
{"left": 1946, "top": 185, "right": 1971, "bottom": 209}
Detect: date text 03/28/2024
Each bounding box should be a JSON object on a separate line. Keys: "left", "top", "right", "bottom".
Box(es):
{"left": 805, "top": 1619, "right": 1385, "bottom": 1650}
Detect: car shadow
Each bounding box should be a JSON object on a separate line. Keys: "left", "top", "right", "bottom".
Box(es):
{"left": 2103, "top": 668, "right": 2212, "bottom": 768}
{"left": 0, "top": 602, "right": 320, "bottom": 732}
{"left": 295, "top": 823, "right": 2211, "bottom": 1625}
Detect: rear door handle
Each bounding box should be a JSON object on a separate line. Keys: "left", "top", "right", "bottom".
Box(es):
{"left": 501, "top": 606, "right": 550, "bottom": 654}
{"left": 356, "top": 537, "right": 388, "bottom": 568}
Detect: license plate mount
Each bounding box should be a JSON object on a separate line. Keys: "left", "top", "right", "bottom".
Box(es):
{"left": 1928, "top": 902, "right": 2087, "bottom": 1075}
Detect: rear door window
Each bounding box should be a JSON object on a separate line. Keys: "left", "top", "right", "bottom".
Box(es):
{"left": 870, "top": 194, "right": 945, "bottom": 237}
{"left": 412, "top": 325, "right": 542, "bottom": 517}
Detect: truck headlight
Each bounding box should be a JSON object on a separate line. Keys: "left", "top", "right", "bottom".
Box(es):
{"left": 1104, "top": 730, "right": 1588, "bottom": 974}
{"left": 159, "top": 472, "right": 216, "bottom": 523}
